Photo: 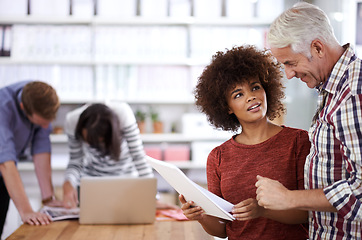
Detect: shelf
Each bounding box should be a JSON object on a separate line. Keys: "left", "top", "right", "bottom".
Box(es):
{"left": 0, "top": 57, "right": 94, "bottom": 65}
{"left": 5, "top": 14, "right": 251, "bottom": 156}
{"left": 92, "top": 16, "right": 272, "bottom": 26}
{"left": 122, "top": 99, "right": 195, "bottom": 105}
{"left": 0, "top": 16, "right": 92, "bottom": 25}
{"left": 140, "top": 133, "right": 231, "bottom": 142}
{"left": 50, "top": 134, "right": 68, "bottom": 143}
{"left": 0, "top": 57, "right": 211, "bottom": 66}
{"left": 18, "top": 161, "right": 67, "bottom": 171}
{"left": 50, "top": 133, "right": 231, "bottom": 144}
{"left": 17, "top": 159, "right": 206, "bottom": 171}
{"left": 57, "top": 99, "right": 195, "bottom": 105}
{"left": 93, "top": 58, "right": 209, "bottom": 66}
{"left": 0, "top": 16, "right": 272, "bottom": 26}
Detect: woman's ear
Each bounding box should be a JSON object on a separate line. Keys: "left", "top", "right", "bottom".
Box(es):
{"left": 20, "top": 102, "right": 24, "bottom": 110}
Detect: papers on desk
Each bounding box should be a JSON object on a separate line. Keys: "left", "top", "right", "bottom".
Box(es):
{"left": 156, "top": 209, "right": 189, "bottom": 221}
{"left": 147, "top": 156, "right": 235, "bottom": 221}
{"left": 40, "top": 206, "right": 80, "bottom": 221}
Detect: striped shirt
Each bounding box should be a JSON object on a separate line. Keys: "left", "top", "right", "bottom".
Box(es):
{"left": 64, "top": 102, "right": 154, "bottom": 188}
{"left": 305, "top": 44, "right": 362, "bottom": 239}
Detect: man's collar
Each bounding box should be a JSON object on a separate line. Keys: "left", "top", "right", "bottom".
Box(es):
{"left": 316, "top": 43, "right": 354, "bottom": 95}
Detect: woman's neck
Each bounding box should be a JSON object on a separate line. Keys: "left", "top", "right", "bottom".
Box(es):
{"left": 235, "top": 120, "right": 283, "bottom": 145}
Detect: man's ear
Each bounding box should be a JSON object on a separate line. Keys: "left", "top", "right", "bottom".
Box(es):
{"left": 20, "top": 102, "right": 24, "bottom": 110}
{"left": 311, "top": 39, "right": 324, "bottom": 57}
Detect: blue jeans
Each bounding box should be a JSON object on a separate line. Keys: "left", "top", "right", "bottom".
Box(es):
{"left": 0, "top": 176, "right": 10, "bottom": 238}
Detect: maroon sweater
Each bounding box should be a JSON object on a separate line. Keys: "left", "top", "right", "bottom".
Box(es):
{"left": 207, "top": 126, "right": 310, "bottom": 240}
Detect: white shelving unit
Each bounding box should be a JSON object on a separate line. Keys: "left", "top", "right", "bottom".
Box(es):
{"left": 0, "top": 15, "right": 270, "bottom": 170}
{"left": 0, "top": 15, "right": 272, "bottom": 26}
{"left": 0, "top": 16, "right": 270, "bottom": 69}
{"left": 44, "top": 133, "right": 231, "bottom": 169}
{"left": 50, "top": 132, "right": 231, "bottom": 143}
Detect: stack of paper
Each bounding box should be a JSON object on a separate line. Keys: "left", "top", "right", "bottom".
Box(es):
{"left": 12, "top": 25, "right": 92, "bottom": 61}
{"left": 0, "top": 66, "right": 94, "bottom": 102}
{"left": 94, "top": 26, "right": 188, "bottom": 61}
{"left": 189, "top": 26, "right": 267, "bottom": 59}
{"left": 147, "top": 156, "right": 235, "bottom": 221}
{"left": 40, "top": 206, "right": 80, "bottom": 221}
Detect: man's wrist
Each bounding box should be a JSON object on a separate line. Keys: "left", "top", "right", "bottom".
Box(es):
{"left": 288, "top": 189, "right": 309, "bottom": 210}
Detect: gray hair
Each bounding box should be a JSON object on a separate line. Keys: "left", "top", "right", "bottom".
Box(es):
{"left": 267, "top": 2, "right": 340, "bottom": 58}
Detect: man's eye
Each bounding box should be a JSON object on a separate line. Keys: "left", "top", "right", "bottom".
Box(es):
{"left": 285, "top": 62, "right": 297, "bottom": 67}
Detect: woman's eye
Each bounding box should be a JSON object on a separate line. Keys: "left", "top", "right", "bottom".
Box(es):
{"left": 234, "top": 93, "right": 242, "bottom": 99}
{"left": 253, "top": 85, "right": 261, "bottom": 91}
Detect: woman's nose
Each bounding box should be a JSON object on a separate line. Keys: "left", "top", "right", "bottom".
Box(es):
{"left": 247, "top": 96, "right": 256, "bottom": 102}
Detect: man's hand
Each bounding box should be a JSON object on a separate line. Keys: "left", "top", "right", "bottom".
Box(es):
{"left": 21, "top": 211, "right": 52, "bottom": 226}
{"left": 255, "top": 175, "right": 292, "bottom": 210}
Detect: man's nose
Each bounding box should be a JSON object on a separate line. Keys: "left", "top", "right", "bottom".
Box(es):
{"left": 284, "top": 67, "right": 295, "bottom": 79}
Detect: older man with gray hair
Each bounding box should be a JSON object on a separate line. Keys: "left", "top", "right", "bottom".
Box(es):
{"left": 255, "top": 2, "right": 362, "bottom": 239}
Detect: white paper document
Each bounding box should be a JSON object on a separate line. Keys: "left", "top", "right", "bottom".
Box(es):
{"left": 40, "top": 206, "right": 80, "bottom": 221}
{"left": 147, "top": 156, "right": 235, "bottom": 221}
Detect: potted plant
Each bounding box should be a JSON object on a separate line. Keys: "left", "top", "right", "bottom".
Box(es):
{"left": 150, "top": 108, "right": 163, "bottom": 134}
{"left": 135, "top": 110, "right": 146, "bottom": 134}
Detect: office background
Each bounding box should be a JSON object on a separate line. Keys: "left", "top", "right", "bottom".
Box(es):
{"left": 0, "top": 0, "right": 360, "bottom": 239}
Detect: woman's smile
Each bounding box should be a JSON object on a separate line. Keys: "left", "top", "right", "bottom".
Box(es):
{"left": 247, "top": 103, "right": 261, "bottom": 112}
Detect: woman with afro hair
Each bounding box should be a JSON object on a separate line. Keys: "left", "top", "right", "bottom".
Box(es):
{"left": 179, "top": 45, "right": 311, "bottom": 240}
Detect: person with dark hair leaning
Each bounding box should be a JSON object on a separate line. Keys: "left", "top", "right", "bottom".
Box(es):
{"left": 179, "top": 45, "right": 311, "bottom": 240}
{"left": 255, "top": 2, "right": 362, "bottom": 239}
{"left": 0, "top": 80, "right": 62, "bottom": 237}
{"left": 62, "top": 102, "right": 157, "bottom": 209}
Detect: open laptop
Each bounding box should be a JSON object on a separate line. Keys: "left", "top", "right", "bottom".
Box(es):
{"left": 79, "top": 176, "right": 157, "bottom": 225}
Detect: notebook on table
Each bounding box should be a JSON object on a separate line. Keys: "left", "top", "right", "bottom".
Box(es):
{"left": 79, "top": 176, "right": 157, "bottom": 225}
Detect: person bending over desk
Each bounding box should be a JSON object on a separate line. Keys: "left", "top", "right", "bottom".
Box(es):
{"left": 0, "top": 81, "right": 62, "bottom": 237}
{"left": 62, "top": 102, "right": 174, "bottom": 210}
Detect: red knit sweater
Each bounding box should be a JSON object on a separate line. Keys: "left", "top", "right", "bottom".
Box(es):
{"left": 207, "top": 126, "right": 310, "bottom": 240}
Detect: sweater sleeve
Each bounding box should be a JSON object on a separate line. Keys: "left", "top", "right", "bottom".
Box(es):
{"left": 207, "top": 147, "right": 222, "bottom": 197}
{"left": 111, "top": 102, "right": 154, "bottom": 178}
{"left": 64, "top": 134, "right": 84, "bottom": 188}
{"left": 63, "top": 105, "right": 87, "bottom": 188}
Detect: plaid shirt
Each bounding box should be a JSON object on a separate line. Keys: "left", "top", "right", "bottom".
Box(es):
{"left": 305, "top": 44, "right": 362, "bottom": 239}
